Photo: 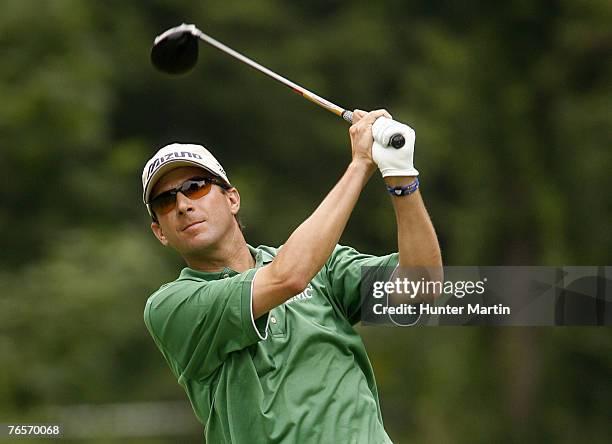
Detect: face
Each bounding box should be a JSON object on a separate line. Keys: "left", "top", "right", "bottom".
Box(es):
{"left": 149, "top": 166, "right": 240, "bottom": 258}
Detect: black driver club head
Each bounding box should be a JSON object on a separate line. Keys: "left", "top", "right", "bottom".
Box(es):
{"left": 151, "top": 24, "right": 199, "bottom": 75}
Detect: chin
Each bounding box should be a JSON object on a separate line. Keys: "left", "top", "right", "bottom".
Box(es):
{"left": 174, "top": 218, "right": 234, "bottom": 256}
{"left": 180, "top": 230, "right": 219, "bottom": 254}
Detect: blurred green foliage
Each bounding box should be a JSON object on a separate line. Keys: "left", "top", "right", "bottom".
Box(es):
{"left": 1, "top": 0, "right": 610, "bottom": 443}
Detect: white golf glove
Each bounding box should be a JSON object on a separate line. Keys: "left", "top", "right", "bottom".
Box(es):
{"left": 372, "top": 117, "right": 419, "bottom": 177}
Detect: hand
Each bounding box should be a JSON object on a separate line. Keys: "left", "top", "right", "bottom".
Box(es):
{"left": 349, "top": 109, "right": 392, "bottom": 171}
{"left": 372, "top": 118, "right": 419, "bottom": 178}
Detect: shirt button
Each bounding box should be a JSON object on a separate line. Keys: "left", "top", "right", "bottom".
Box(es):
{"left": 270, "top": 316, "right": 277, "bottom": 324}
{"left": 222, "top": 273, "right": 229, "bottom": 278}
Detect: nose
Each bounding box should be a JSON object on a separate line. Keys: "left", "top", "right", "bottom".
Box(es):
{"left": 175, "top": 191, "right": 195, "bottom": 216}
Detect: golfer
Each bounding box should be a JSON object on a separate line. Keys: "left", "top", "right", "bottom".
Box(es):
{"left": 142, "top": 109, "right": 441, "bottom": 443}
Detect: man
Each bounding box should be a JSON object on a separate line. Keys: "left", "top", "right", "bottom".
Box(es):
{"left": 142, "top": 109, "right": 441, "bottom": 443}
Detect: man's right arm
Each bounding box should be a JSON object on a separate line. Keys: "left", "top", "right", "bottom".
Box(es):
{"left": 251, "top": 109, "right": 390, "bottom": 319}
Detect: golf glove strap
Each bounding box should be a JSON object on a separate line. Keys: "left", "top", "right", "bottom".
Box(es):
{"left": 372, "top": 117, "right": 419, "bottom": 177}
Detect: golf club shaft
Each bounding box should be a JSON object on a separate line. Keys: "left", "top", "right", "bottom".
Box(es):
{"left": 192, "top": 28, "right": 353, "bottom": 123}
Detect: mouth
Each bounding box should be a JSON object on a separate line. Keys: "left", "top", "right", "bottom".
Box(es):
{"left": 181, "top": 220, "right": 206, "bottom": 232}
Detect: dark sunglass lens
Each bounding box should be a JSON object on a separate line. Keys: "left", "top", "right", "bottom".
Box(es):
{"left": 151, "top": 192, "right": 176, "bottom": 215}
{"left": 150, "top": 179, "right": 214, "bottom": 218}
{"left": 183, "top": 180, "right": 212, "bottom": 199}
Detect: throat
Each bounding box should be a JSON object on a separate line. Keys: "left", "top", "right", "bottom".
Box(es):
{"left": 184, "top": 230, "right": 254, "bottom": 272}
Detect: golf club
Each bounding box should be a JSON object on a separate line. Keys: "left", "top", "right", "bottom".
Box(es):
{"left": 151, "top": 23, "right": 406, "bottom": 148}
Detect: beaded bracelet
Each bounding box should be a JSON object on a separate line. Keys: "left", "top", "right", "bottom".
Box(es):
{"left": 386, "top": 177, "right": 419, "bottom": 196}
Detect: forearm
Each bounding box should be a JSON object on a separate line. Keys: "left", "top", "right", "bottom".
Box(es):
{"left": 386, "top": 177, "right": 441, "bottom": 267}
{"left": 385, "top": 177, "right": 442, "bottom": 305}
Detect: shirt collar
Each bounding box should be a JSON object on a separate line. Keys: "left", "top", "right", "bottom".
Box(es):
{"left": 178, "top": 244, "right": 273, "bottom": 281}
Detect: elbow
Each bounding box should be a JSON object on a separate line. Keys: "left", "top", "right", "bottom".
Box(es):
{"left": 426, "top": 266, "right": 444, "bottom": 302}
{"left": 405, "top": 262, "right": 444, "bottom": 304}
{"left": 269, "top": 262, "right": 310, "bottom": 296}
{"left": 282, "top": 274, "right": 310, "bottom": 296}
{"left": 427, "top": 248, "right": 443, "bottom": 268}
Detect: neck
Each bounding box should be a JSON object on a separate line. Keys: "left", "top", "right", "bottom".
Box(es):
{"left": 183, "top": 225, "right": 255, "bottom": 273}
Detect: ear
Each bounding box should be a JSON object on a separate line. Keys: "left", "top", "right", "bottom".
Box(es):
{"left": 226, "top": 188, "right": 241, "bottom": 216}
{"left": 151, "top": 221, "right": 169, "bottom": 246}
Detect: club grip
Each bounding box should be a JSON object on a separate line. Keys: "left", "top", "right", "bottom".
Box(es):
{"left": 343, "top": 111, "right": 405, "bottom": 148}
{"left": 372, "top": 117, "right": 410, "bottom": 149}
{"left": 341, "top": 110, "right": 353, "bottom": 124}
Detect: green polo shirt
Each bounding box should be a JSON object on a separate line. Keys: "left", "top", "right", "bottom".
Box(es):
{"left": 144, "top": 244, "right": 398, "bottom": 443}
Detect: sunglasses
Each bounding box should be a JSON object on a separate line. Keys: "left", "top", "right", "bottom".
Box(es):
{"left": 149, "top": 177, "right": 228, "bottom": 220}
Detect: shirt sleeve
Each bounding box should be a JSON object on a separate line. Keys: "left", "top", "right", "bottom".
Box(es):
{"left": 143, "top": 268, "right": 269, "bottom": 381}
{"left": 325, "top": 245, "right": 398, "bottom": 325}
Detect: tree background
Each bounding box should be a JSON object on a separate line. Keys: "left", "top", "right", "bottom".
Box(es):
{"left": 1, "top": 0, "right": 610, "bottom": 442}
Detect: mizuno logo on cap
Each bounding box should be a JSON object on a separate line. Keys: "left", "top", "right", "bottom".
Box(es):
{"left": 146, "top": 151, "right": 203, "bottom": 180}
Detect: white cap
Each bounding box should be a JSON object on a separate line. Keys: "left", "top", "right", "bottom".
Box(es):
{"left": 142, "top": 143, "right": 231, "bottom": 215}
